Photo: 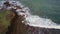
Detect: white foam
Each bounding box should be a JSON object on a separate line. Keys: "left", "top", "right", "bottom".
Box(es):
{"left": 10, "top": 1, "right": 60, "bottom": 29}
{"left": 1, "top": 1, "right": 60, "bottom": 29}
{"left": 26, "top": 15, "right": 56, "bottom": 25}
{"left": 25, "top": 15, "right": 60, "bottom": 29}
{"left": 16, "top": 9, "right": 22, "bottom": 12}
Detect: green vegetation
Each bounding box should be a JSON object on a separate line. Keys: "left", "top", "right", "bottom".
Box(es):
{"left": 0, "top": 10, "right": 10, "bottom": 34}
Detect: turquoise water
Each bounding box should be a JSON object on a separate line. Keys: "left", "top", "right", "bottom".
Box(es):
{"left": 19, "top": 0, "right": 60, "bottom": 24}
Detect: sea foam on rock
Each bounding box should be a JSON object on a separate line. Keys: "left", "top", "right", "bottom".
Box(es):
{"left": 0, "top": 1, "right": 60, "bottom": 29}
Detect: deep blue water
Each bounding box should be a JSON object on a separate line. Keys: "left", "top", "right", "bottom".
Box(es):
{"left": 19, "top": 0, "right": 60, "bottom": 24}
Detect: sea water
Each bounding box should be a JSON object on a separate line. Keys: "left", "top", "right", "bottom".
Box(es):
{"left": 19, "top": 0, "right": 60, "bottom": 24}
{"left": 0, "top": 0, "right": 60, "bottom": 29}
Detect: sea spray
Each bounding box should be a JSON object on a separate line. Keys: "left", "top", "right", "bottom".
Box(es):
{"left": 0, "top": 1, "right": 60, "bottom": 29}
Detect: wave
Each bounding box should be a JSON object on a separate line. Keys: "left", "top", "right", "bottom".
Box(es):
{"left": 25, "top": 15, "right": 60, "bottom": 29}
{"left": 0, "top": 1, "right": 60, "bottom": 29}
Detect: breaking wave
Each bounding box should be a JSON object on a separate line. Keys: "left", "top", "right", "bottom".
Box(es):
{"left": 25, "top": 15, "right": 60, "bottom": 29}
{"left": 0, "top": 1, "right": 60, "bottom": 29}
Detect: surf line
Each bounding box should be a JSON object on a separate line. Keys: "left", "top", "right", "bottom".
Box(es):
{"left": 0, "top": 1, "right": 60, "bottom": 29}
